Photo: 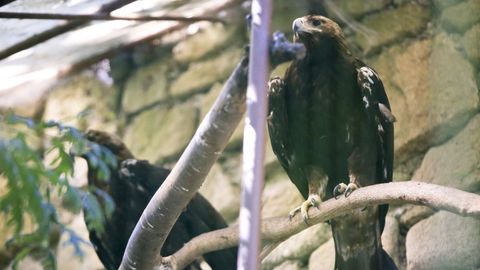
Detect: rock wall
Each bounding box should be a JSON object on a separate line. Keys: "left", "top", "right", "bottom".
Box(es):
{"left": 5, "top": 0, "right": 480, "bottom": 269}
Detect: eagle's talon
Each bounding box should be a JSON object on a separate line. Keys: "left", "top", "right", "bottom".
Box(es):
{"left": 288, "top": 206, "right": 301, "bottom": 221}
{"left": 333, "top": 183, "right": 347, "bottom": 199}
{"left": 344, "top": 183, "right": 359, "bottom": 197}
{"left": 289, "top": 194, "right": 320, "bottom": 224}
{"left": 300, "top": 200, "right": 310, "bottom": 224}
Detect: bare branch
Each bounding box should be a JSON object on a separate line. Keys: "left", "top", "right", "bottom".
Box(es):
{"left": 167, "top": 181, "right": 480, "bottom": 269}
{"left": 0, "top": 0, "right": 137, "bottom": 60}
{"left": 0, "top": 11, "right": 226, "bottom": 23}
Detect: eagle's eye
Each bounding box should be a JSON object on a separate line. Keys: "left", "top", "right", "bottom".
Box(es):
{"left": 311, "top": 19, "right": 321, "bottom": 26}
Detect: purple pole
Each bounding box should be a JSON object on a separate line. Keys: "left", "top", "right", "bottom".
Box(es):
{"left": 237, "top": 0, "right": 272, "bottom": 269}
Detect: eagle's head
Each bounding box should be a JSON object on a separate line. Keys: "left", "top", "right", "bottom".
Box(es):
{"left": 292, "top": 15, "right": 345, "bottom": 51}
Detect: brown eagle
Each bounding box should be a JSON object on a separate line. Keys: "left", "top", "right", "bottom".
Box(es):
{"left": 267, "top": 16, "right": 396, "bottom": 269}
{"left": 81, "top": 130, "right": 237, "bottom": 270}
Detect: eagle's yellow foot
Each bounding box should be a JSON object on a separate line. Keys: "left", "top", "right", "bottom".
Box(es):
{"left": 288, "top": 194, "right": 321, "bottom": 224}
{"left": 333, "top": 182, "right": 359, "bottom": 198}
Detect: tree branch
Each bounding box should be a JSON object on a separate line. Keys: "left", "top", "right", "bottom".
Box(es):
{"left": 119, "top": 32, "right": 305, "bottom": 270}
{"left": 165, "top": 181, "right": 480, "bottom": 269}
{"left": 0, "top": 0, "right": 137, "bottom": 60}
{"left": 0, "top": 12, "right": 226, "bottom": 23}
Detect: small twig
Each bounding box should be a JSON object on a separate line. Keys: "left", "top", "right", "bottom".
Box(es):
{"left": 167, "top": 181, "right": 480, "bottom": 269}
{"left": 0, "top": 11, "right": 226, "bottom": 23}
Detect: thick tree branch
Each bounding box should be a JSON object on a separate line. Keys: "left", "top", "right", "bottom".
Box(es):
{"left": 0, "top": 12, "right": 226, "bottom": 23}
{"left": 165, "top": 181, "right": 480, "bottom": 269}
{"left": 0, "top": 0, "right": 137, "bottom": 60}
{"left": 119, "top": 32, "right": 305, "bottom": 270}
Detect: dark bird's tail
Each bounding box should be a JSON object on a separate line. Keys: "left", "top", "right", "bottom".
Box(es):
{"left": 381, "top": 248, "right": 397, "bottom": 270}
{"left": 331, "top": 206, "right": 397, "bottom": 270}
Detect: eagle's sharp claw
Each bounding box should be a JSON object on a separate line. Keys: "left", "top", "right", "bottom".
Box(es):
{"left": 344, "top": 183, "right": 359, "bottom": 197}
{"left": 301, "top": 203, "right": 309, "bottom": 224}
{"left": 333, "top": 183, "right": 347, "bottom": 199}
{"left": 288, "top": 206, "right": 301, "bottom": 221}
{"left": 289, "top": 194, "right": 321, "bottom": 224}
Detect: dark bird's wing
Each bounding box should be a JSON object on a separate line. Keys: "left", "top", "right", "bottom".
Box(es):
{"left": 119, "top": 159, "right": 238, "bottom": 270}
{"left": 182, "top": 194, "right": 238, "bottom": 269}
{"left": 82, "top": 130, "right": 237, "bottom": 270}
{"left": 267, "top": 76, "right": 309, "bottom": 199}
{"left": 354, "top": 60, "right": 395, "bottom": 232}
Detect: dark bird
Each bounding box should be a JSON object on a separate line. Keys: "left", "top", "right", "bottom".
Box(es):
{"left": 267, "top": 15, "right": 396, "bottom": 270}
{"left": 81, "top": 130, "right": 237, "bottom": 270}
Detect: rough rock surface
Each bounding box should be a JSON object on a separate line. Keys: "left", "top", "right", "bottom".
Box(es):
{"left": 355, "top": 3, "right": 430, "bottom": 54}
{"left": 261, "top": 179, "right": 305, "bottom": 219}
{"left": 173, "top": 23, "right": 240, "bottom": 64}
{"left": 327, "top": 0, "right": 390, "bottom": 18}
{"left": 199, "top": 164, "right": 240, "bottom": 222}
{"left": 396, "top": 205, "right": 436, "bottom": 231}
{"left": 440, "top": 0, "right": 480, "bottom": 32}
{"left": 432, "top": 0, "right": 466, "bottom": 10}
{"left": 462, "top": 23, "right": 480, "bottom": 65}
{"left": 406, "top": 211, "right": 480, "bottom": 270}
{"left": 271, "top": 260, "right": 304, "bottom": 270}
{"left": 308, "top": 238, "right": 335, "bottom": 270}
{"left": 262, "top": 223, "right": 331, "bottom": 270}
{"left": 412, "top": 114, "right": 480, "bottom": 192}
{"left": 169, "top": 48, "right": 243, "bottom": 97}
{"left": 371, "top": 34, "right": 479, "bottom": 165}
{"left": 43, "top": 73, "right": 117, "bottom": 133}
{"left": 122, "top": 60, "right": 170, "bottom": 113}
{"left": 123, "top": 102, "right": 197, "bottom": 162}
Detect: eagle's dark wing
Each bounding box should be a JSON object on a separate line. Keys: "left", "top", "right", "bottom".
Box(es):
{"left": 354, "top": 60, "right": 395, "bottom": 232}
{"left": 267, "top": 76, "right": 309, "bottom": 199}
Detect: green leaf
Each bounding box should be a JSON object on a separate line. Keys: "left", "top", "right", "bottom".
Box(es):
{"left": 96, "top": 160, "right": 111, "bottom": 182}
{"left": 82, "top": 192, "right": 106, "bottom": 234}
{"left": 11, "top": 246, "right": 34, "bottom": 270}
{"left": 61, "top": 227, "right": 89, "bottom": 259}
{"left": 93, "top": 188, "right": 115, "bottom": 219}
{"left": 61, "top": 187, "right": 83, "bottom": 214}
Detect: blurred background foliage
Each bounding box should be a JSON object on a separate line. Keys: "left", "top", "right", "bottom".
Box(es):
{"left": 0, "top": 113, "right": 116, "bottom": 269}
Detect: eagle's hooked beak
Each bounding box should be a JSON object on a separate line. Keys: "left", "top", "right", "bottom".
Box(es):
{"left": 292, "top": 18, "right": 302, "bottom": 42}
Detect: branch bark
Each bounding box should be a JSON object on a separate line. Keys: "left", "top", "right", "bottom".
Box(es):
{"left": 119, "top": 32, "right": 305, "bottom": 270}
{"left": 166, "top": 181, "right": 480, "bottom": 269}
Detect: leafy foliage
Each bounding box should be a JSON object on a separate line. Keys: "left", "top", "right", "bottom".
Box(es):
{"left": 0, "top": 113, "right": 117, "bottom": 269}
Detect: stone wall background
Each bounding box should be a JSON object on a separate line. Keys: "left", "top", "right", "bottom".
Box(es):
{"left": 3, "top": 0, "right": 480, "bottom": 269}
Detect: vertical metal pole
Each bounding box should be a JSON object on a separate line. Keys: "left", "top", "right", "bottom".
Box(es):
{"left": 237, "top": 0, "right": 272, "bottom": 269}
